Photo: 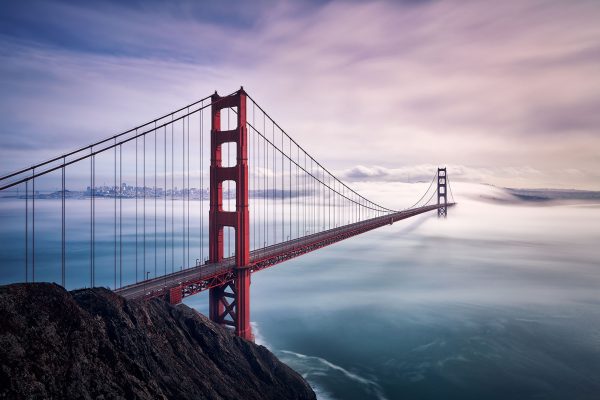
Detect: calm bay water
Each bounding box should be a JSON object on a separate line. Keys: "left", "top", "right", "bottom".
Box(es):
{"left": 1, "top": 183, "right": 599, "bottom": 399}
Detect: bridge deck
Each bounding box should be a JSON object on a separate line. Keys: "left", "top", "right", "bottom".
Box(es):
{"left": 115, "top": 203, "right": 453, "bottom": 301}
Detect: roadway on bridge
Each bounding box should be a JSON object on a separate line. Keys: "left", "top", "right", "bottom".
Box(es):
{"left": 116, "top": 203, "right": 452, "bottom": 301}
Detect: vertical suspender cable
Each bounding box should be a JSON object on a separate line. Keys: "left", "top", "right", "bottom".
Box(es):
{"left": 255, "top": 122, "right": 258, "bottom": 249}
{"left": 261, "top": 129, "right": 264, "bottom": 248}
{"left": 315, "top": 165, "right": 317, "bottom": 232}
{"left": 171, "top": 116, "right": 174, "bottom": 273}
{"left": 335, "top": 179, "right": 338, "bottom": 227}
{"left": 252, "top": 113, "right": 255, "bottom": 249}
{"left": 187, "top": 110, "right": 190, "bottom": 267}
{"left": 328, "top": 174, "right": 331, "bottom": 229}
{"left": 114, "top": 141, "right": 117, "bottom": 289}
{"left": 311, "top": 159, "right": 314, "bottom": 232}
{"left": 182, "top": 116, "right": 185, "bottom": 270}
{"left": 304, "top": 152, "right": 306, "bottom": 235}
{"left": 25, "top": 180, "right": 28, "bottom": 282}
{"left": 289, "top": 137, "right": 291, "bottom": 240}
{"left": 281, "top": 128, "right": 284, "bottom": 242}
{"left": 319, "top": 168, "right": 322, "bottom": 231}
{"left": 32, "top": 169, "right": 35, "bottom": 283}
{"left": 90, "top": 154, "right": 93, "bottom": 287}
{"left": 143, "top": 133, "right": 146, "bottom": 279}
{"left": 198, "top": 108, "right": 203, "bottom": 264}
{"left": 200, "top": 107, "right": 204, "bottom": 262}
{"left": 297, "top": 145, "right": 299, "bottom": 239}
{"left": 272, "top": 121, "right": 275, "bottom": 243}
{"left": 135, "top": 134, "right": 138, "bottom": 283}
{"left": 164, "top": 124, "right": 167, "bottom": 277}
{"left": 322, "top": 168, "right": 325, "bottom": 230}
{"left": 92, "top": 155, "right": 95, "bottom": 287}
{"left": 315, "top": 166, "right": 318, "bottom": 232}
{"left": 119, "top": 145, "right": 122, "bottom": 288}
{"left": 62, "top": 160, "right": 65, "bottom": 287}
{"left": 154, "top": 123, "right": 157, "bottom": 278}
{"left": 227, "top": 109, "right": 230, "bottom": 257}
{"left": 135, "top": 134, "right": 139, "bottom": 283}
{"left": 262, "top": 114, "right": 265, "bottom": 247}
{"left": 280, "top": 128, "right": 283, "bottom": 242}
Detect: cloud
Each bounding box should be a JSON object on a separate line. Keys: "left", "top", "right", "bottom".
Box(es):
{"left": 341, "top": 164, "right": 508, "bottom": 184}
{"left": 0, "top": 0, "right": 599, "bottom": 189}
{"left": 343, "top": 165, "right": 440, "bottom": 182}
{"left": 340, "top": 164, "right": 600, "bottom": 190}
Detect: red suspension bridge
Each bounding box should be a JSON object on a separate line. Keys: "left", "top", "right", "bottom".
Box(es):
{"left": 0, "top": 87, "right": 454, "bottom": 340}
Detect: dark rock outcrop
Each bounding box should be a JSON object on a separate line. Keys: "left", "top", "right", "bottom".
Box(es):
{"left": 0, "top": 283, "right": 316, "bottom": 400}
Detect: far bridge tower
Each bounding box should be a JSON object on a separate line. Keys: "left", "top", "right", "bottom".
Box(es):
{"left": 437, "top": 167, "right": 447, "bottom": 217}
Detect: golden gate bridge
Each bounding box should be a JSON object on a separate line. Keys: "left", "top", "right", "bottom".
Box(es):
{"left": 0, "top": 87, "right": 454, "bottom": 340}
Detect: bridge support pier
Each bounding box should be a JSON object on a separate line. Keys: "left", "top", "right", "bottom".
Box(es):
{"left": 208, "top": 88, "right": 253, "bottom": 341}
{"left": 234, "top": 267, "right": 252, "bottom": 339}
{"left": 169, "top": 286, "right": 183, "bottom": 305}
{"left": 209, "top": 282, "right": 235, "bottom": 327}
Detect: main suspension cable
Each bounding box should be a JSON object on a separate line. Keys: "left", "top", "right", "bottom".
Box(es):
{"left": 405, "top": 172, "right": 438, "bottom": 210}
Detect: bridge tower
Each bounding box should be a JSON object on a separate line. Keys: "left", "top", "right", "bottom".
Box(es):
{"left": 437, "top": 167, "right": 447, "bottom": 217}
{"left": 208, "top": 88, "right": 252, "bottom": 340}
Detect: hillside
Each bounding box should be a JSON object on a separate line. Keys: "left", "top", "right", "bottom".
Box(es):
{"left": 0, "top": 283, "right": 316, "bottom": 400}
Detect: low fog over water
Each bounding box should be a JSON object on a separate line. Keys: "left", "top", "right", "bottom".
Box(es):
{"left": 186, "top": 182, "right": 600, "bottom": 400}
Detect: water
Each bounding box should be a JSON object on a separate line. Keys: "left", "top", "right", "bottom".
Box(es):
{"left": 2, "top": 182, "right": 599, "bottom": 399}
{"left": 187, "top": 183, "right": 600, "bottom": 399}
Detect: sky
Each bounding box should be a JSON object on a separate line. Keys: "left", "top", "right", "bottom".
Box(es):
{"left": 0, "top": 0, "right": 599, "bottom": 189}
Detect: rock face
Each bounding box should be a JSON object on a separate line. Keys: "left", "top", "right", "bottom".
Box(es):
{"left": 0, "top": 283, "right": 316, "bottom": 400}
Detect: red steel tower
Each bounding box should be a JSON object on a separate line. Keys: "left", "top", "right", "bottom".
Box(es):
{"left": 208, "top": 88, "right": 252, "bottom": 340}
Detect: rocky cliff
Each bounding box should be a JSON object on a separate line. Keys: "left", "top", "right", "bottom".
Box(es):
{"left": 0, "top": 283, "right": 316, "bottom": 400}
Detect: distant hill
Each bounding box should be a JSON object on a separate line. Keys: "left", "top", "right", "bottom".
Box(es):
{"left": 506, "top": 188, "right": 600, "bottom": 202}
{"left": 0, "top": 283, "right": 316, "bottom": 400}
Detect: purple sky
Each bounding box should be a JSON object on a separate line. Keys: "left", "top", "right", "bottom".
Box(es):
{"left": 1, "top": 0, "right": 599, "bottom": 189}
